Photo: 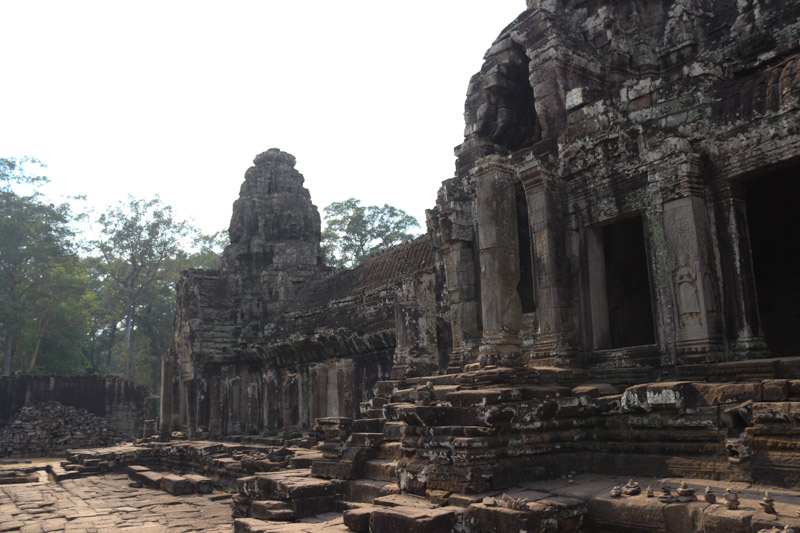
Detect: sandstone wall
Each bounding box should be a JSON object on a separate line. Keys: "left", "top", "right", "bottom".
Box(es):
{"left": 430, "top": 0, "right": 800, "bottom": 375}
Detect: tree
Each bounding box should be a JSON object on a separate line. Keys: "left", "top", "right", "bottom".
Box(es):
{"left": 0, "top": 157, "right": 78, "bottom": 376}
{"left": 92, "top": 196, "right": 192, "bottom": 382}
{"left": 322, "top": 198, "right": 420, "bottom": 268}
{"left": 16, "top": 260, "right": 92, "bottom": 374}
{"left": 186, "top": 230, "right": 228, "bottom": 270}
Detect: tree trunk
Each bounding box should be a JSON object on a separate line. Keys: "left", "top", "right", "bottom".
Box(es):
{"left": 2, "top": 332, "right": 13, "bottom": 377}
{"left": 2, "top": 286, "right": 15, "bottom": 377}
{"left": 107, "top": 325, "right": 116, "bottom": 370}
{"left": 27, "top": 321, "right": 47, "bottom": 374}
{"left": 123, "top": 303, "right": 135, "bottom": 382}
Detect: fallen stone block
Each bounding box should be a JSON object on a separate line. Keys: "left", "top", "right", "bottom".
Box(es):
{"left": 343, "top": 506, "right": 377, "bottom": 532}
{"left": 464, "top": 496, "right": 587, "bottom": 533}
{"left": 160, "top": 473, "right": 192, "bottom": 495}
{"left": 252, "top": 500, "right": 294, "bottom": 521}
{"left": 370, "top": 505, "right": 460, "bottom": 533}
{"left": 183, "top": 473, "right": 213, "bottom": 494}
{"left": 127, "top": 465, "right": 155, "bottom": 486}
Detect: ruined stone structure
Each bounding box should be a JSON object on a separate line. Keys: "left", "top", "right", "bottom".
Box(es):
{"left": 158, "top": 1, "right": 800, "bottom": 531}
{"left": 0, "top": 374, "right": 147, "bottom": 439}
{"left": 162, "top": 149, "right": 439, "bottom": 439}
{"left": 435, "top": 0, "right": 800, "bottom": 372}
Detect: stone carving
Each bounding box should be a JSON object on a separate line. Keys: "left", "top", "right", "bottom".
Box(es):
{"left": 674, "top": 255, "right": 703, "bottom": 328}
{"left": 663, "top": 0, "right": 709, "bottom": 50}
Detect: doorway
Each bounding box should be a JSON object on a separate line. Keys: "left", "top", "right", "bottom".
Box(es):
{"left": 746, "top": 167, "right": 800, "bottom": 356}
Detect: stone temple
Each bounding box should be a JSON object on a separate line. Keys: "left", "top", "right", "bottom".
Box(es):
{"left": 4, "top": 1, "right": 800, "bottom": 532}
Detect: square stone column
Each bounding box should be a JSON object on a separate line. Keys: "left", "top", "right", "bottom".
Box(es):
{"left": 663, "top": 195, "right": 723, "bottom": 360}
{"left": 158, "top": 354, "right": 177, "bottom": 438}
{"left": 437, "top": 218, "right": 481, "bottom": 371}
{"left": 282, "top": 373, "right": 301, "bottom": 439}
{"left": 714, "top": 182, "right": 767, "bottom": 358}
{"left": 519, "top": 157, "right": 573, "bottom": 360}
{"left": 475, "top": 155, "right": 523, "bottom": 367}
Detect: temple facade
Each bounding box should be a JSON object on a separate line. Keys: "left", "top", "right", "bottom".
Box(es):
{"left": 162, "top": 0, "right": 800, "bottom": 455}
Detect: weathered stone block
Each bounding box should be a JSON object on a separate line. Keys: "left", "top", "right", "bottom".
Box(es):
{"left": 251, "top": 500, "right": 293, "bottom": 521}
{"left": 343, "top": 506, "right": 375, "bottom": 532}
{"left": 370, "top": 505, "right": 460, "bottom": 533}
{"left": 160, "top": 474, "right": 192, "bottom": 495}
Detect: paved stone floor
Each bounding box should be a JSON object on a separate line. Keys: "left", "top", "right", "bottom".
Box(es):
{"left": 0, "top": 471, "right": 233, "bottom": 532}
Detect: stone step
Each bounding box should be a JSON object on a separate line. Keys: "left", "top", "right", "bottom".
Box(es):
{"left": 377, "top": 441, "right": 402, "bottom": 461}
{"left": 160, "top": 474, "right": 193, "bottom": 495}
{"left": 366, "top": 408, "right": 384, "bottom": 418}
{"left": 184, "top": 473, "right": 213, "bottom": 494}
{"left": 374, "top": 380, "right": 404, "bottom": 398}
{"left": 346, "top": 432, "right": 383, "bottom": 447}
{"left": 364, "top": 459, "right": 397, "bottom": 482}
{"left": 48, "top": 464, "right": 79, "bottom": 482}
{"left": 368, "top": 397, "right": 389, "bottom": 408}
{"left": 373, "top": 493, "right": 437, "bottom": 509}
{"left": 346, "top": 479, "right": 400, "bottom": 503}
{"left": 371, "top": 505, "right": 461, "bottom": 532}
{"left": 382, "top": 422, "right": 404, "bottom": 441}
{"left": 252, "top": 500, "right": 294, "bottom": 521}
{"left": 234, "top": 512, "right": 348, "bottom": 532}
{"left": 342, "top": 505, "right": 380, "bottom": 532}
{"left": 352, "top": 418, "right": 385, "bottom": 434}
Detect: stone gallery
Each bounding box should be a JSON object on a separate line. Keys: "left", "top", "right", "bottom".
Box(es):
{"left": 4, "top": 1, "right": 800, "bottom": 532}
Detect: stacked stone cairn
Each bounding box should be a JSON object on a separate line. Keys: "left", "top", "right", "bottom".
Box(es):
{"left": 0, "top": 401, "right": 122, "bottom": 457}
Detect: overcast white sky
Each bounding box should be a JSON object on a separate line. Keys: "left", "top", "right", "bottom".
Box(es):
{"left": 1, "top": 1, "right": 524, "bottom": 237}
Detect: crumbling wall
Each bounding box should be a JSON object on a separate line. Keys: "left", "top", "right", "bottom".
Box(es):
{"left": 0, "top": 374, "right": 148, "bottom": 439}
{"left": 164, "top": 150, "right": 442, "bottom": 439}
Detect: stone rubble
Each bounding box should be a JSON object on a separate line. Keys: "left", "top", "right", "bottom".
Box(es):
{"left": 0, "top": 402, "right": 124, "bottom": 458}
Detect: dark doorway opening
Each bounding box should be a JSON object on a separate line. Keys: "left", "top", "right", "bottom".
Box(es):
{"left": 515, "top": 184, "right": 537, "bottom": 313}
{"left": 746, "top": 167, "right": 800, "bottom": 356}
{"left": 603, "top": 216, "right": 656, "bottom": 348}
{"left": 436, "top": 317, "right": 453, "bottom": 373}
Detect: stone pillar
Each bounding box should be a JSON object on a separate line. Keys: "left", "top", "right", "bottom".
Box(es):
{"left": 336, "top": 360, "right": 355, "bottom": 418}
{"left": 663, "top": 194, "right": 723, "bottom": 362}
{"left": 519, "top": 157, "right": 573, "bottom": 360}
{"left": 245, "top": 374, "right": 261, "bottom": 435}
{"left": 208, "top": 375, "right": 222, "bottom": 439}
{"left": 265, "top": 369, "right": 280, "bottom": 435}
{"left": 440, "top": 240, "right": 481, "bottom": 371}
{"left": 475, "top": 155, "right": 523, "bottom": 367}
{"left": 309, "top": 363, "right": 329, "bottom": 425}
{"left": 715, "top": 182, "right": 767, "bottom": 358}
{"left": 283, "top": 373, "right": 301, "bottom": 439}
{"left": 158, "top": 354, "right": 175, "bottom": 438}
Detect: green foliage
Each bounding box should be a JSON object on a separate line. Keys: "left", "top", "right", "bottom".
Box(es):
{"left": 0, "top": 157, "right": 81, "bottom": 376}
{"left": 92, "top": 196, "right": 193, "bottom": 382}
{"left": 186, "top": 230, "right": 228, "bottom": 270}
{"left": 321, "top": 198, "right": 420, "bottom": 268}
{"left": 0, "top": 155, "right": 227, "bottom": 389}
